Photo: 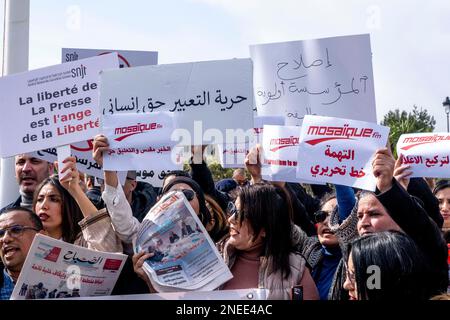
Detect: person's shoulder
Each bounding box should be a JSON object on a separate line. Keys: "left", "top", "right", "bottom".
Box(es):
{"left": 0, "top": 196, "right": 21, "bottom": 214}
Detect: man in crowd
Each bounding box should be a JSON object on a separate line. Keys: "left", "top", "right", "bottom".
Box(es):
{"left": 0, "top": 207, "right": 44, "bottom": 299}
{"left": 0, "top": 154, "right": 53, "bottom": 213}
{"left": 232, "top": 168, "right": 248, "bottom": 187}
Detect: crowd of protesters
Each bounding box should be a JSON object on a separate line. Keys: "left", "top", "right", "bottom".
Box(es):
{"left": 0, "top": 135, "right": 449, "bottom": 300}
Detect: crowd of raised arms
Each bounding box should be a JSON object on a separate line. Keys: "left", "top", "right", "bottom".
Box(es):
{"left": 0, "top": 134, "right": 449, "bottom": 300}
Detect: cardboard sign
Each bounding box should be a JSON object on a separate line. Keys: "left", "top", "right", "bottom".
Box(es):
{"left": 99, "top": 59, "right": 254, "bottom": 145}
{"left": 396, "top": 132, "right": 450, "bottom": 178}
{"left": 296, "top": 115, "right": 389, "bottom": 191}
{"left": 0, "top": 54, "right": 119, "bottom": 157}
{"left": 250, "top": 34, "right": 376, "bottom": 126}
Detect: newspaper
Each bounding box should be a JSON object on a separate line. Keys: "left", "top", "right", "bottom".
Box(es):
{"left": 134, "top": 191, "right": 233, "bottom": 292}
{"left": 10, "top": 234, "right": 127, "bottom": 300}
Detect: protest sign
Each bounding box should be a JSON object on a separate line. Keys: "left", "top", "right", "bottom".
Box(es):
{"left": 261, "top": 125, "right": 302, "bottom": 183}
{"left": 52, "top": 48, "right": 158, "bottom": 177}
{"left": 102, "top": 112, "right": 177, "bottom": 171}
{"left": 217, "top": 115, "right": 285, "bottom": 168}
{"left": 11, "top": 234, "right": 126, "bottom": 300}
{"left": 0, "top": 54, "right": 119, "bottom": 158}
{"left": 62, "top": 48, "right": 158, "bottom": 68}
{"left": 134, "top": 191, "right": 233, "bottom": 292}
{"left": 296, "top": 115, "right": 389, "bottom": 191}
{"left": 396, "top": 132, "right": 450, "bottom": 178}
{"left": 217, "top": 143, "right": 249, "bottom": 169}
{"left": 253, "top": 115, "right": 285, "bottom": 145}
{"left": 30, "top": 140, "right": 103, "bottom": 179}
{"left": 136, "top": 167, "right": 183, "bottom": 188}
{"left": 250, "top": 34, "right": 376, "bottom": 126}
{"left": 99, "top": 59, "right": 254, "bottom": 144}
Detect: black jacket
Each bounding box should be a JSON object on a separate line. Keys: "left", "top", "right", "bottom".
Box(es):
{"left": 407, "top": 177, "right": 443, "bottom": 228}
{"left": 376, "top": 179, "right": 449, "bottom": 295}
{"left": 285, "top": 183, "right": 317, "bottom": 236}
{"left": 189, "top": 161, "right": 230, "bottom": 212}
{"left": 0, "top": 196, "right": 21, "bottom": 214}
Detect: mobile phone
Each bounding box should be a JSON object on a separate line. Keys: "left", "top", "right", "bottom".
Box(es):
{"left": 292, "top": 285, "right": 303, "bottom": 300}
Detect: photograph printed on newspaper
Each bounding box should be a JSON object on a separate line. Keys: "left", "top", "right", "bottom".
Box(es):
{"left": 134, "top": 191, "right": 233, "bottom": 292}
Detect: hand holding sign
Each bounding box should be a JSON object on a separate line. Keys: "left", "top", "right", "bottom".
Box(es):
{"left": 245, "top": 144, "right": 263, "bottom": 184}
{"left": 372, "top": 148, "right": 395, "bottom": 193}
{"left": 59, "top": 156, "right": 81, "bottom": 195}
{"left": 393, "top": 154, "right": 412, "bottom": 191}
{"left": 92, "top": 134, "right": 110, "bottom": 167}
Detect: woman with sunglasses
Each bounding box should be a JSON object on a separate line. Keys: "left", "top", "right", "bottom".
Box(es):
{"left": 219, "top": 183, "right": 319, "bottom": 300}
{"left": 32, "top": 157, "right": 122, "bottom": 252}
{"left": 293, "top": 184, "right": 357, "bottom": 300}
{"left": 343, "top": 231, "right": 431, "bottom": 300}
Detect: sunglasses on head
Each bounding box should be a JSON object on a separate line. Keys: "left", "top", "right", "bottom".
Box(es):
{"left": 180, "top": 189, "right": 196, "bottom": 201}
{"left": 314, "top": 210, "right": 329, "bottom": 224}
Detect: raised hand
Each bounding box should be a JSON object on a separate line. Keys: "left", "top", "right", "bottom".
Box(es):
{"left": 92, "top": 134, "right": 110, "bottom": 167}
{"left": 372, "top": 147, "right": 395, "bottom": 193}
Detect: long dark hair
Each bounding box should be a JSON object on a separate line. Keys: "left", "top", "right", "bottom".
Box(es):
{"left": 348, "top": 231, "right": 431, "bottom": 300}
{"left": 32, "top": 176, "right": 84, "bottom": 244}
{"left": 236, "top": 183, "right": 293, "bottom": 279}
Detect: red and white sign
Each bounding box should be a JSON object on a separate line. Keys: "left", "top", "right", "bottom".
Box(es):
{"left": 102, "top": 112, "right": 178, "bottom": 171}
{"left": 261, "top": 125, "right": 302, "bottom": 183}
{"left": 396, "top": 132, "right": 450, "bottom": 178}
{"left": 296, "top": 115, "right": 389, "bottom": 191}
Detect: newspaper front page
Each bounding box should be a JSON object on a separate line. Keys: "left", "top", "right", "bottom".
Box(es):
{"left": 11, "top": 234, "right": 127, "bottom": 299}
{"left": 134, "top": 191, "right": 233, "bottom": 292}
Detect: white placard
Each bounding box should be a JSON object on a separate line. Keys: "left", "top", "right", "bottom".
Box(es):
{"left": 217, "top": 143, "right": 249, "bottom": 169}
{"left": 252, "top": 115, "right": 285, "bottom": 145}
{"left": 261, "top": 125, "right": 302, "bottom": 183}
{"left": 99, "top": 59, "right": 254, "bottom": 145}
{"left": 296, "top": 115, "right": 389, "bottom": 191}
{"left": 62, "top": 48, "right": 158, "bottom": 68}
{"left": 396, "top": 132, "right": 450, "bottom": 178}
{"left": 0, "top": 54, "right": 119, "bottom": 157}
{"left": 102, "top": 112, "right": 178, "bottom": 171}
{"left": 250, "top": 34, "right": 376, "bottom": 126}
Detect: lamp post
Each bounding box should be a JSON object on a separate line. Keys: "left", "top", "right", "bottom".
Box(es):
{"left": 443, "top": 97, "right": 450, "bottom": 133}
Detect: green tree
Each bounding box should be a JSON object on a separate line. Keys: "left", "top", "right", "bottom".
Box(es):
{"left": 381, "top": 105, "right": 436, "bottom": 157}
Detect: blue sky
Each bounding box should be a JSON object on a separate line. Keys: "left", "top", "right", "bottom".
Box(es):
{"left": 2, "top": 0, "right": 450, "bottom": 131}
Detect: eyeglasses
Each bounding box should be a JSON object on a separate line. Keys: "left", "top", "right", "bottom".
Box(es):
{"left": 314, "top": 210, "right": 329, "bottom": 224}
{"left": 226, "top": 202, "right": 242, "bottom": 218}
{"left": 0, "top": 225, "right": 39, "bottom": 239}
{"left": 180, "top": 189, "right": 196, "bottom": 201}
